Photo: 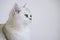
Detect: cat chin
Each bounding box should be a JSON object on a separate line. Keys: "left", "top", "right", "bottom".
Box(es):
{"left": 23, "top": 21, "right": 31, "bottom": 26}
{"left": 23, "top": 23, "right": 30, "bottom": 26}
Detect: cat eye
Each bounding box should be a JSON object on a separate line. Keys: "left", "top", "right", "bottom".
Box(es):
{"left": 24, "top": 14, "right": 28, "bottom": 17}
{"left": 30, "top": 15, "right": 32, "bottom": 17}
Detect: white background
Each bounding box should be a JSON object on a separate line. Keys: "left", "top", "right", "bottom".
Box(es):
{"left": 0, "top": 0, "right": 60, "bottom": 40}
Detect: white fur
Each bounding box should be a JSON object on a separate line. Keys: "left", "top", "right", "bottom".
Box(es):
{"left": 4, "top": 3, "right": 32, "bottom": 40}
{"left": 0, "top": 24, "right": 6, "bottom": 40}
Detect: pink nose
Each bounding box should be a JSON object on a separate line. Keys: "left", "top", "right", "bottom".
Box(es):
{"left": 29, "top": 18, "right": 32, "bottom": 20}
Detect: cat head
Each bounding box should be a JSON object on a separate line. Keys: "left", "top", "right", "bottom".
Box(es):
{"left": 9, "top": 3, "right": 32, "bottom": 26}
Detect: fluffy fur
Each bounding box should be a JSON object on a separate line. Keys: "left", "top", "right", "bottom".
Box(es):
{"left": 0, "top": 24, "right": 6, "bottom": 40}
{"left": 3, "top": 3, "right": 32, "bottom": 40}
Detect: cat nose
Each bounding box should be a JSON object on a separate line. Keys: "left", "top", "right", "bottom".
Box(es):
{"left": 29, "top": 18, "right": 32, "bottom": 20}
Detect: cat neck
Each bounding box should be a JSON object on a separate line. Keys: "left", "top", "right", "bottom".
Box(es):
{"left": 5, "top": 22, "right": 28, "bottom": 31}
{"left": 6, "top": 17, "right": 27, "bottom": 30}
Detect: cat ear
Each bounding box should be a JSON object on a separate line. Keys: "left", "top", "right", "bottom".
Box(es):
{"left": 23, "top": 3, "right": 27, "bottom": 8}
{"left": 14, "top": 3, "right": 18, "bottom": 10}
{"left": 13, "top": 3, "right": 20, "bottom": 14}
{"left": 23, "top": 3, "right": 31, "bottom": 13}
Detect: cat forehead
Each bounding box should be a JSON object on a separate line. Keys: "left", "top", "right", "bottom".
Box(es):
{"left": 21, "top": 7, "right": 30, "bottom": 12}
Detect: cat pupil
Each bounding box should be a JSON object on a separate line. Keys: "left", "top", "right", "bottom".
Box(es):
{"left": 30, "top": 15, "right": 32, "bottom": 17}
{"left": 24, "top": 14, "right": 28, "bottom": 17}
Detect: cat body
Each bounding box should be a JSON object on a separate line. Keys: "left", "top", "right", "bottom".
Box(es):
{"left": 3, "top": 3, "right": 32, "bottom": 40}
{"left": 3, "top": 25, "right": 31, "bottom": 40}
{"left": 0, "top": 24, "right": 6, "bottom": 40}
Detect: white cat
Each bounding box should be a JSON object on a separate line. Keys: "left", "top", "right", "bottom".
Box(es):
{"left": 3, "top": 3, "right": 32, "bottom": 40}
{"left": 0, "top": 24, "right": 6, "bottom": 40}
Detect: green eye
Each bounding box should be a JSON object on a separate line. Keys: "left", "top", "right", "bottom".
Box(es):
{"left": 30, "top": 15, "right": 32, "bottom": 17}
{"left": 24, "top": 14, "right": 28, "bottom": 17}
